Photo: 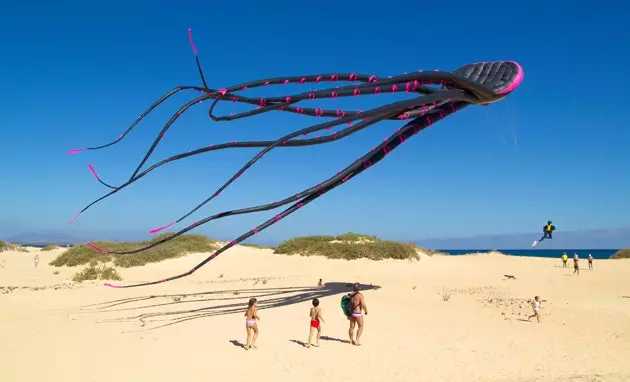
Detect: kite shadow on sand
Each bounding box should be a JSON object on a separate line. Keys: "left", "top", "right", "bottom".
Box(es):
{"left": 77, "top": 282, "right": 377, "bottom": 332}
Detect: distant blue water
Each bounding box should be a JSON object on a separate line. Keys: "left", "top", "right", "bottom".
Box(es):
{"left": 440, "top": 249, "right": 618, "bottom": 260}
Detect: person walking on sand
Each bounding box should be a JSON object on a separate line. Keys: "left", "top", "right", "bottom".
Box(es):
{"left": 348, "top": 283, "right": 368, "bottom": 346}
{"left": 561, "top": 252, "right": 568, "bottom": 268}
{"left": 307, "top": 298, "right": 325, "bottom": 348}
{"left": 528, "top": 296, "right": 543, "bottom": 323}
{"left": 244, "top": 298, "right": 260, "bottom": 350}
{"left": 33, "top": 254, "right": 39, "bottom": 268}
{"left": 573, "top": 253, "right": 580, "bottom": 276}
{"left": 588, "top": 254, "right": 593, "bottom": 270}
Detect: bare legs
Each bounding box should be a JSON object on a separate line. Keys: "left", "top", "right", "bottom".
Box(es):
{"left": 307, "top": 326, "right": 321, "bottom": 348}
{"left": 245, "top": 324, "right": 258, "bottom": 350}
{"left": 348, "top": 316, "right": 364, "bottom": 345}
{"left": 528, "top": 311, "right": 540, "bottom": 323}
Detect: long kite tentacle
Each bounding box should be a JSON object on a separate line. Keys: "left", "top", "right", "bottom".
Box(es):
{"left": 103, "top": 101, "right": 465, "bottom": 288}
{"left": 87, "top": 101, "right": 450, "bottom": 192}
{"left": 72, "top": 91, "right": 468, "bottom": 228}
{"left": 91, "top": 93, "right": 466, "bottom": 252}
{"left": 148, "top": 94, "right": 468, "bottom": 233}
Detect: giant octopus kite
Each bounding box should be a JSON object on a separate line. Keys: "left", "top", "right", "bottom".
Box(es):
{"left": 67, "top": 29, "right": 524, "bottom": 288}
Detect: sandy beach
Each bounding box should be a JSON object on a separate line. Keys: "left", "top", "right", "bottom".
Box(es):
{"left": 1, "top": 246, "right": 630, "bottom": 382}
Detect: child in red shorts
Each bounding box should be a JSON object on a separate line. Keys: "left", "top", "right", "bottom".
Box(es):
{"left": 307, "top": 298, "right": 325, "bottom": 348}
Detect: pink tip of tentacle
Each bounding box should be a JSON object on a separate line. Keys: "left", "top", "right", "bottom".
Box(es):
{"left": 187, "top": 28, "right": 198, "bottom": 56}
{"left": 67, "top": 211, "right": 81, "bottom": 224}
{"left": 68, "top": 148, "right": 85, "bottom": 155}
{"left": 149, "top": 221, "right": 175, "bottom": 234}
{"left": 88, "top": 242, "right": 109, "bottom": 254}
{"left": 104, "top": 283, "right": 122, "bottom": 288}
{"left": 87, "top": 163, "right": 100, "bottom": 180}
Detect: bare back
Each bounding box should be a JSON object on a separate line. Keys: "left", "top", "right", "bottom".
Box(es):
{"left": 245, "top": 306, "right": 257, "bottom": 320}
{"left": 350, "top": 292, "right": 364, "bottom": 314}
{"left": 310, "top": 307, "right": 321, "bottom": 321}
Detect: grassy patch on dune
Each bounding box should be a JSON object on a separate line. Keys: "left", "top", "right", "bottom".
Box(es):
{"left": 611, "top": 249, "right": 630, "bottom": 259}
{"left": 0, "top": 240, "right": 27, "bottom": 253}
{"left": 41, "top": 244, "right": 60, "bottom": 251}
{"left": 274, "top": 233, "right": 421, "bottom": 261}
{"left": 72, "top": 261, "right": 122, "bottom": 282}
{"left": 50, "top": 233, "right": 218, "bottom": 268}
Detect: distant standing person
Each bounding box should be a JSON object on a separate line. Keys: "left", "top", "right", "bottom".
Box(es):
{"left": 561, "top": 252, "right": 568, "bottom": 268}
{"left": 573, "top": 253, "right": 580, "bottom": 276}
{"left": 527, "top": 296, "right": 543, "bottom": 323}
{"left": 244, "top": 298, "right": 260, "bottom": 350}
{"left": 587, "top": 254, "right": 593, "bottom": 270}
{"left": 348, "top": 283, "right": 368, "bottom": 346}
{"left": 307, "top": 298, "right": 325, "bottom": 348}
{"left": 33, "top": 254, "right": 39, "bottom": 268}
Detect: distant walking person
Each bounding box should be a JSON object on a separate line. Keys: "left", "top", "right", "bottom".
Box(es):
{"left": 561, "top": 252, "right": 568, "bottom": 268}
{"left": 33, "top": 254, "right": 39, "bottom": 268}
{"left": 573, "top": 253, "right": 580, "bottom": 276}
{"left": 587, "top": 254, "right": 593, "bottom": 270}
{"left": 528, "top": 296, "right": 543, "bottom": 323}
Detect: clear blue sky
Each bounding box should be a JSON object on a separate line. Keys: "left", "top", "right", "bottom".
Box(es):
{"left": 1, "top": 0, "right": 629, "bottom": 244}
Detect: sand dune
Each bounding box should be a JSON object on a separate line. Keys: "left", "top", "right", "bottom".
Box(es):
{"left": 1, "top": 246, "right": 630, "bottom": 381}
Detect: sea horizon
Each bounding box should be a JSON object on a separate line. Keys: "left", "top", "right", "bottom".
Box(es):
{"left": 17, "top": 242, "right": 620, "bottom": 260}
{"left": 441, "top": 248, "right": 618, "bottom": 259}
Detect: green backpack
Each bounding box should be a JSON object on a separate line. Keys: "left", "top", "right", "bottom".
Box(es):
{"left": 340, "top": 293, "right": 355, "bottom": 318}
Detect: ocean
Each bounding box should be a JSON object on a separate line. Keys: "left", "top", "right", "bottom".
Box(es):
{"left": 439, "top": 249, "right": 618, "bottom": 260}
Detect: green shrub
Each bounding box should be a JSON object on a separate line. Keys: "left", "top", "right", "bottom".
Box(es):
{"left": 335, "top": 232, "right": 379, "bottom": 242}
{"left": 41, "top": 244, "right": 59, "bottom": 251}
{"left": 0, "top": 240, "right": 27, "bottom": 252}
{"left": 611, "top": 249, "right": 630, "bottom": 259}
{"left": 51, "top": 233, "right": 218, "bottom": 268}
{"left": 72, "top": 262, "right": 122, "bottom": 282}
{"left": 274, "top": 233, "right": 420, "bottom": 261}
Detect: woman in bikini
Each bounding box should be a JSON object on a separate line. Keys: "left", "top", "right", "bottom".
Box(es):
{"left": 244, "top": 298, "right": 260, "bottom": 350}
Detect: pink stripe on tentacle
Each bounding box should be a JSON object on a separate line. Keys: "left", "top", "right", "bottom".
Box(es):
{"left": 88, "top": 242, "right": 109, "bottom": 254}
{"left": 68, "top": 148, "right": 85, "bottom": 155}
{"left": 88, "top": 164, "right": 100, "bottom": 180}
{"left": 187, "top": 28, "right": 198, "bottom": 56}
{"left": 67, "top": 211, "right": 81, "bottom": 224}
{"left": 149, "top": 221, "right": 175, "bottom": 234}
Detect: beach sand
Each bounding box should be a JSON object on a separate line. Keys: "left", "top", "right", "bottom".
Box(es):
{"left": 1, "top": 246, "right": 630, "bottom": 381}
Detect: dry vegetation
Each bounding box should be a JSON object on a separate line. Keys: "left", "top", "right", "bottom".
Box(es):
{"left": 611, "top": 248, "right": 630, "bottom": 259}
{"left": 0, "top": 240, "right": 27, "bottom": 253}
{"left": 72, "top": 261, "right": 122, "bottom": 282}
{"left": 274, "top": 232, "right": 422, "bottom": 261}
{"left": 41, "top": 244, "right": 60, "bottom": 251}
{"left": 49, "top": 233, "right": 219, "bottom": 268}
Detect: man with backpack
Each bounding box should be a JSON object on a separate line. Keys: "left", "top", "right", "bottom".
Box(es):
{"left": 344, "top": 283, "right": 368, "bottom": 346}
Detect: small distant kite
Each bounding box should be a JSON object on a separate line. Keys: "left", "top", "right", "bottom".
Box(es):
{"left": 66, "top": 29, "right": 524, "bottom": 288}
{"left": 532, "top": 221, "right": 555, "bottom": 247}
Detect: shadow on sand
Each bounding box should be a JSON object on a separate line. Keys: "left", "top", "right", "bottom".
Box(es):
{"left": 79, "top": 282, "right": 377, "bottom": 332}
{"left": 290, "top": 335, "right": 350, "bottom": 348}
